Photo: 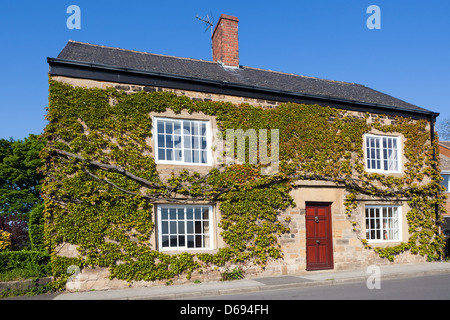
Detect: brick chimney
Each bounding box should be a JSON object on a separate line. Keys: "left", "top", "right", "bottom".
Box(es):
{"left": 212, "top": 14, "right": 239, "bottom": 68}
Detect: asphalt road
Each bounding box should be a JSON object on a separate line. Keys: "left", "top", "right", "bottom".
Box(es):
{"left": 194, "top": 273, "right": 450, "bottom": 300}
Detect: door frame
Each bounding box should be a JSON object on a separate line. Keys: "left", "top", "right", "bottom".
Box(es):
{"left": 305, "top": 202, "right": 334, "bottom": 271}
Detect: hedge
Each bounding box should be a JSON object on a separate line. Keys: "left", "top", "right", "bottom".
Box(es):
{"left": 0, "top": 250, "right": 51, "bottom": 276}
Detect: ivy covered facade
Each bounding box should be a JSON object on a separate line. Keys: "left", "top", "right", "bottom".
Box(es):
{"left": 43, "top": 21, "right": 445, "bottom": 290}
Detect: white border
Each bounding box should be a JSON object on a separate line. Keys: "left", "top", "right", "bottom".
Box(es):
{"left": 364, "top": 133, "right": 402, "bottom": 174}
{"left": 364, "top": 204, "right": 402, "bottom": 243}
{"left": 157, "top": 204, "right": 214, "bottom": 251}
{"left": 153, "top": 116, "right": 213, "bottom": 166}
{"left": 441, "top": 172, "right": 450, "bottom": 193}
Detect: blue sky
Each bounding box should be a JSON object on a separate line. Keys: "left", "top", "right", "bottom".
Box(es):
{"left": 1, "top": 0, "right": 449, "bottom": 140}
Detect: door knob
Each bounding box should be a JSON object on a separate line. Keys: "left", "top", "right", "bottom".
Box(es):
{"left": 315, "top": 216, "right": 319, "bottom": 223}
{"left": 316, "top": 240, "right": 320, "bottom": 244}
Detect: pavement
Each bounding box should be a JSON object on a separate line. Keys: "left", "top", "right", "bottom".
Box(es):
{"left": 38, "top": 261, "right": 450, "bottom": 300}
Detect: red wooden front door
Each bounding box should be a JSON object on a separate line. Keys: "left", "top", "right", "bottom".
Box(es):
{"left": 305, "top": 202, "right": 334, "bottom": 271}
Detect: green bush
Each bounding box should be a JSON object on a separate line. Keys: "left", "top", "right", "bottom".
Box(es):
{"left": 221, "top": 267, "right": 244, "bottom": 281}
{"left": 0, "top": 250, "right": 51, "bottom": 279}
{"left": 29, "top": 203, "right": 45, "bottom": 251}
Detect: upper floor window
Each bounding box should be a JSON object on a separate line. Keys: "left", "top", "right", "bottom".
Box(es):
{"left": 365, "top": 134, "right": 401, "bottom": 173}
{"left": 441, "top": 173, "right": 450, "bottom": 193}
{"left": 154, "top": 117, "right": 211, "bottom": 166}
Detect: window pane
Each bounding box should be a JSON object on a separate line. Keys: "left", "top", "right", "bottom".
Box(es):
{"left": 192, "top": 136, "right": 199, "bottom": 149}
{"left": 169, "top": 208, "right": 177, "bottom": 220}
{"left": 193, "top": 122, "right": 199, "bottom": 135}
{"left": 170, "top": 221, "right": 177, "bottom": 234}
{"left": 157, "top": 121, "right": 165, "bottom": 134}
{"left": 201, "top": 123, "right": 206, "bottom": 136}
{"left": 193, "top": 150, "right": 200, "bottom": 163}
{"left": 441, "top": 175, "right": 450, "bottom": 192}
{"left": 158, "top": 134, "right": 165, "bottom": 147}
{"left": 393, "top": 219, "right": 399, "bottom": 240}
{"left": 161, "top": 208, "right": 168, "bottom": 220}
{"left": 166, "top": 135, "right": 173, "bottom": 148}
{"left": 195, "top": 235, "right": 202, "bottom": 248}
{"left": 195, "top": 208, "right": 202, "bottom": 220}
{"left": 166, "top": 149, "right": 173, "bottom": 161}
{"left": 203, "top": 235, "right": 210, "bottom": 248}
{"left": 162, "top": 236, "right": 169, "bottom": 247}
{"left": 183, "top": 121, "right": 190, "bottom": 134}
{"left": 170, "top": 235, "right": 177, "bottom": 247}
{"left": 174, "top": 149, "right": 182, "bottom": 161}
{"left": 187, "top": 221, "right": 194, "bottom": 233}
{"left": 186, "top": 208, "right": 194, "bottom": 220}
{"left": 195, "top": 221, "right": 202, "bottom": 233}
{"left": 158, "top": 148, "right": 165, "bottom": 161}
{"left": 178, "top": 221, "right": 185, "bottom": 234}
{"left": 201, "top": 151, "right": 207, "bottom": 164}
{"left": 165, "top": 122, "right": 173, "bottom": 134}
{"left": 177, "top": 208, "right": 184, "bottom": 219}
{"left": 179, "top": 235, "right": 185, "bottom": 247}
{"left": 184, "top": 150, "right": 192, "bottom": 163}
{"left": 174, "top": 135, "right": 181, "bottom": 148}
{"left": 187, "top": 235, "right": 194, "bottom": 248}
{"left": 201, "top": 137, "right": 207, "bottom": 150}
{"left": 184, "top": 136, "right": 191, "bottom": 149}
{"left": 174, "top": 122, "right": 181, "bottom": 134}
{"left": 162, "top": 221, "right": 168, "bottom": 234}
{"left": 375, "top": 149, "right": 380, "bottom": 169}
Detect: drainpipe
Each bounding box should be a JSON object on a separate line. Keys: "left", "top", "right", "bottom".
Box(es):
{"left": 430, "top": 113, "right": 445, "bottom": 260}
{"left": 430, "top": 114, "right": 440, "bottom": 222}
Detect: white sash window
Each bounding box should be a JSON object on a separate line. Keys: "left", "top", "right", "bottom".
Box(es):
{"left": 365, "top": 134, "right": 401, "bottom": 173}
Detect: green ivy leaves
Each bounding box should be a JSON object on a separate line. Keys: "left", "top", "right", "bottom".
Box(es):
{"left": 42, "top": 80, "right": 445, "bottom": 285}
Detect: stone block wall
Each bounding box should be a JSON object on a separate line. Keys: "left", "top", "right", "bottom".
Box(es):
{"left": 49, "top": 75, "right": 428, "bottom": 291}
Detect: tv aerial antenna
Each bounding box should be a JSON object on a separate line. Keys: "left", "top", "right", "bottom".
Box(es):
{"left": 196, "top": 13, "right": 215, "bottom": 57}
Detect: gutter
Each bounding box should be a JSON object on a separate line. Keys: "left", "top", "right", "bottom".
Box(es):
{"left": 47, "top": 57, "right": 440, "bottom": 119}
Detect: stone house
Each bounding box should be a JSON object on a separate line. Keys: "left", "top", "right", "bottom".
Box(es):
{"left": 45, "top": 14, "right": 442, "bottom": 291}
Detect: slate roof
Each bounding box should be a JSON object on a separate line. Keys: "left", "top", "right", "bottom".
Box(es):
{"left": 52, "top": 40, "right": 435, "bottom": 116}
{"left": 440, "top": 142, "right": 450, "bottom": 149}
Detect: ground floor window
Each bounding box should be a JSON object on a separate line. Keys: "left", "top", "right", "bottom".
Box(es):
{"left": 365, "top": 205, "right": 401, "bottom": 242}
{"left": 157, "top": 205, "right": 213, "bottom": 250}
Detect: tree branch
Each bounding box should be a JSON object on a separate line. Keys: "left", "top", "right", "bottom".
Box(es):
{"left": 84, "top": 167, "right": 220, "bottom": 203}
{"left": 51, "top": 148, "right": 414, "bottom": 203}
{"left": 52, "top": 148, "right": 162, "bottom": 189}
{"left": 290, "top": 173, "right": 414, "bottom": 198}
{"left": 41, "top": 193, "right": 82, "bottom": 207}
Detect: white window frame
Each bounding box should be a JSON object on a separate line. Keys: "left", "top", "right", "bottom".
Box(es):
{"left": 365, "top": 205, "right": 402, "bottom": 243}
{"left": 440, "top": 172, "right": 450, "bottom": 193}
{"left": 153, "top": 117, "right": 212, "bottom": 166}
{"left": 157, "top": 204, "right": 214, "bottom": 251}
{"left": 364, "top": 134, "right": 401, "bottom": 173}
